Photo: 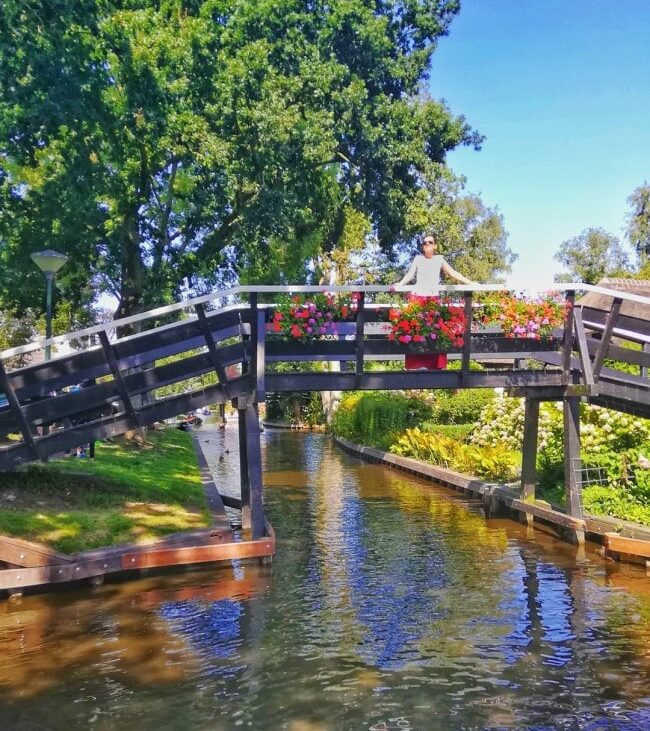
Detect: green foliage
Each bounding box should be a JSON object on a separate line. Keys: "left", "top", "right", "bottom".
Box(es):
{"left": 553, "top": 227, "right": 631, "bottom": 283}
{"left": 266, "top": 391, "right": 324, "bottom": 427}
{"left": 390, "top": 427, "right": 519, "bottom": 481}
{"left": 626, "top": 182, "right": 650, "bottom": 261}
{"left": 429, "top": 388, "right": 495, "bottom": 425}
{"left": 419, "top": 422, "right": 474, "bottom": 442}
{"left": 0, "top": 0, "right": 477, "bottom": 320}
{"left": 330, "top": 391, "right": 433, "bottom": 450}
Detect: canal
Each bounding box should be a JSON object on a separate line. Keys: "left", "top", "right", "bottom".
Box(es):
{"left": 1, "top": 426, "right": 650, "bottom": 730}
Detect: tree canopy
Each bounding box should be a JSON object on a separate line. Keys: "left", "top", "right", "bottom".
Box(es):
{"left": 0, "top": 0, "right": 495, "bottom": 322}
{"left": 626, "top": 183, "right": 650, "bottom": 264}
{"left": 554, "top": 227, "right": 631, "bottom": 284}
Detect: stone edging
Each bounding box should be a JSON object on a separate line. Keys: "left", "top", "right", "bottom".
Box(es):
{"left": 333, "top": 435, "right": 650, "bottom": 570}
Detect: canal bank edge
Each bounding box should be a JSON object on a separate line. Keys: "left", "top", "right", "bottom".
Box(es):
{"left": 333, "top": 435, "right": 650, "bottom": 572}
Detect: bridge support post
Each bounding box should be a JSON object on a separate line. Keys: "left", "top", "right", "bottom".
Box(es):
{"left": 521, "top": 397, "right": 540, "bottom": 502}
{"left": 236, "top": 396, "right": 265, "bottom": 541}
{"left": 563, "top": 396, "right": 585, "bottom": 543}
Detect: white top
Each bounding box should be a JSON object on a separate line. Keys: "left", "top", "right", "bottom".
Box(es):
{"left": 397, "top": 254, "right": 445, "bottom": 295}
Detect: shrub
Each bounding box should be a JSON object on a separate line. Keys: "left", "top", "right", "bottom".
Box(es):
{"left": 420, "top": 423, "right": 475, "bottom": 442}
{"left": 330, "top": 392, "right": 433, "bottom": 450}
{"left": 390, "top": 427, "right": 520, "bottom": 481}
{"left": 430, "top": 388, "right": 495, "bottom": 425}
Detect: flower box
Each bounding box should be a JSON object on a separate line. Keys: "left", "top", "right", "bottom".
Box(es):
{"left": 404, "top": 352, "right": 448, "bottom": 370}
{"left": 385, "top": 295, "right": 466, "bottom": 351}
{"left": 268, "top": 292, "right": 359, "bottom": 342}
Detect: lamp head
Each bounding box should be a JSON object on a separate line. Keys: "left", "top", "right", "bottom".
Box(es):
{"left": 30, "top": 249, "right": 69, "bottom": 274}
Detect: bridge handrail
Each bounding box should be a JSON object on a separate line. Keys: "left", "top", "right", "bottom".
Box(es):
{"left": 2, "top": 282, "right": 649, "bottom": 362}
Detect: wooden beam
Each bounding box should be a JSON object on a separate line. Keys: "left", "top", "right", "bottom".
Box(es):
{"left": 122, "top": 537, "right": 274, "bottom": 570}
{"left": 0, "top": 359, "right": 39, "bottom": 461}
{"left": 195, "top": 303, "right": 230, "bottom": 395}
{"left": 521, "top": 398, "right": 540, "bottom": 501}
{"left": 603, "top": 533, "right": 650, "bottom": 559}
{"left": 563, "top": 396, "right": 583, "bottom": 520}
{"left": 592, "top": 297, "right": 622, "bottom": 378}
{"left": 572, "top": 307, "right": 595, "bottom": 388}
{"left": 0, "top": 535, "right": 72, "bottom": 567}
{"left": 561, "top": 290, "right": 576, "bottom": 381}
{"left": 98, "top": 330, "right": 141, "bottom": 427}
{"left": 250, "top": 297, "right": 266, "bottom": 402}
{"left": 237, "top": 400, "right": 251, "bottom": 535}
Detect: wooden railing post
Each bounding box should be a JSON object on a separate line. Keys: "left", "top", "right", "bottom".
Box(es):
{"left": 572, "top": 307, "right": 595, "bottom": 388}
{"left": 355, "top": 292, "right": 366, "bottom": 387}
{"left": 249, "top": 292, "right": 266, "bottom": 403}
{"left": 561, "top": 290, "right": 576, "bottom": 384}
{"left": 461, "top": 291, "right": 473, "bottom": 382}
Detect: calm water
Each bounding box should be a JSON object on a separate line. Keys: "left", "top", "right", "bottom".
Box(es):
{"left": 1, "top": 427, "right": 650, "bottom": 731}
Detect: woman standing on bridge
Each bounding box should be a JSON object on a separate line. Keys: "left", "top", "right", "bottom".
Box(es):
{"left": 394, "top": 235, "right": 473, "bottom": 294}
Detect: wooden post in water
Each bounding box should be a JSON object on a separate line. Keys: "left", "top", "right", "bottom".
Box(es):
{"left": 236, "top": 395, "right": 265, "bottom": 541}
{"left": 563, "top": 395, "right": 585, "bottom": 544}
{"left": 237, "top": 397, "right": 251, "bottom": 536}
{"left": 521, "top": 397, "right": 540, "bottom": 503}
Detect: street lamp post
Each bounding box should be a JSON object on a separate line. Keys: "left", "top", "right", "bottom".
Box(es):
{"left": 30, "top": 249, "right": 68, "bottom": 360}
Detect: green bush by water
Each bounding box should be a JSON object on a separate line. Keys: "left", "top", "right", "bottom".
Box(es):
{"left": 330, "top": 391, "right": 433, "bottom": 450}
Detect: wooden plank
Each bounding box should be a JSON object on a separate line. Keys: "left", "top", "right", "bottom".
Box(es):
{"left": 520, "top": 398, "right": 540, "bottom": 501}
{"left": 508, "top": 498, "right": 587, "bottom": 531}
{"left": 122, "top": 538, "right": 274, "bottom": 570}
{"left": 604, "top": 533, "right": 650, "bottom": 559}
{"left": 98, "top": 330, "right": 141, "bottom": 427}
{"left": 0, "top": 535, "right": 72, "bottom": 567}
{"left": 0, "top": 360, "right": 39, "bottom": 460}
{"left": 6, "top": 309, "right": 243, "bottom": 402}
{"left": 592, "top": 297, "right": 622, "bottom": 378}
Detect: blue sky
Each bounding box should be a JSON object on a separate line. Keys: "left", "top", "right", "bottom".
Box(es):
{"left": 430, "top": 0, "right": 650, "bottom": 288}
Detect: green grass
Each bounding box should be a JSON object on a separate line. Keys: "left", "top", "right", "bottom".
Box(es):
{"left": 0, "top": 428, "right": 210, "bottom": 553}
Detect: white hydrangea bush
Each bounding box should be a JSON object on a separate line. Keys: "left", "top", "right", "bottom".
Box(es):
{"left": 470, "top": 395, "right": 650, "bottom": 457}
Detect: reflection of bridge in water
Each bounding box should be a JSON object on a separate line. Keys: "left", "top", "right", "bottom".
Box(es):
{"left": 0, "top": 282, "right": 648, "bottom": 591}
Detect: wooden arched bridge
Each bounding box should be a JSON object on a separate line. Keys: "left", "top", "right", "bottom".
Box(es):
{"left": 0, "top": 283, "right": 649, "bottom": 590}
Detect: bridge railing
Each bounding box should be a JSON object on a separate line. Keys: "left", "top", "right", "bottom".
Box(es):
{"left": 1, "top": 283, "right": 649, "bottom": 467}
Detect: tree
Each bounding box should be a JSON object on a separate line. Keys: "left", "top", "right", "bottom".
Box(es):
{"left": 1, "top": 0, "right": 480, "bottom": 324}
{"left": 403, "top": 166, "right": 516, "bottom": 282}
{"left": 626, "top": 183, "right": 650, "bottom": 263}
{"left": 554, "top": 228, "right": 631, "bottom": 284}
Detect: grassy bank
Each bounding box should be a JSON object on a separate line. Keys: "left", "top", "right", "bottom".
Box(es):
{"left": 0, "top": 428, "right": 209, "bottom": 553}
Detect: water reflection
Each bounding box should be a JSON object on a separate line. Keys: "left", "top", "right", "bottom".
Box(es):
{"left": 0, "top": 429, "right": 649, "bottom": 730}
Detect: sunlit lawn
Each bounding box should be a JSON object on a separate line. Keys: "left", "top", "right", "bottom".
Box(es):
{"left": 0, "top": 428, "right": 210, "bottom": 553}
